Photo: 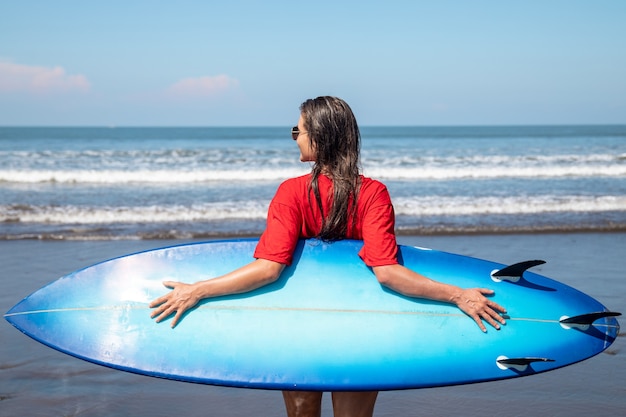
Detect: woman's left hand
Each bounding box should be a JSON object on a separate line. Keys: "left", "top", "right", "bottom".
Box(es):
{"left": 149, "top": 281, "right": 200, "bottom": 328}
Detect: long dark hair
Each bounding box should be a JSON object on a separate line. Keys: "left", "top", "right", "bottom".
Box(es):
{"left": 300, "top": 96, "right": 361, "bottom": 241}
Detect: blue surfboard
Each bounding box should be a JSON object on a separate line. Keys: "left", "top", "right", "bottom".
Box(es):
{"left": 4, "top": 239, "right": 620, "bottom": 390}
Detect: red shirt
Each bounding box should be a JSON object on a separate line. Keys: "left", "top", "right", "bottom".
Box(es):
{"left": 254, "top": 174, "right": 398, "bottom": 267}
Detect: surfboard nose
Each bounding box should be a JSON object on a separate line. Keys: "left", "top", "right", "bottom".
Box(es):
{"left": 5, "top": 299, "right": 37, "bottom": 340}
{"left": 5, "top": 298, "right": 29, "bottom": 324}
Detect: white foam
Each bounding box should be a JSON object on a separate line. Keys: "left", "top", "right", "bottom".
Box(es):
{"left": 1, "top": 163, "right": 624, "bottom": 184}
{"left": 362, "top": 165, "right": 626, "bottom": 181}
{"left": 1, "top": 151, "right": 623, "bottom": 183}
{"left": 392, "top": 195, "right": 626, "bottom": 216}
{"left": 0, "top": 168, "right": 309, "bottom": 184}
{"left": 3, "top": 195, "right": 625, "bottom": 225}
{"left": 0, "top": 201, "right": 270, "bottom": 224}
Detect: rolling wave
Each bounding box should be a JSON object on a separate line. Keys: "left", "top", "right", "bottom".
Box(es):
{"left": 2, "top": 150, "right": 623, "bottom": 184}
{"left": 1, "top": 164, "right": 624, "bottom": 184}
{"left": 3, "top": 195, "right": 624, "bottom": 225}
{"left": 392, "top": 195, "right": 626, "bottom": 216}
{"left": 0, "top": 169, "right": 308, "bottom": 184}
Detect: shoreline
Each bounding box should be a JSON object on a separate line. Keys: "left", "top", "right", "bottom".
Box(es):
{"left": 3, "top": 224, "right": 626, "bottom": 241}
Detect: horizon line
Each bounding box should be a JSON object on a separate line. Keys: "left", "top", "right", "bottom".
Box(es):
{"left": 1, "top": 123, "right": 625, "bottom": 129}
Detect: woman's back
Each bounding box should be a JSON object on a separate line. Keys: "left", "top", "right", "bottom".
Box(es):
{"left": 254, "top": 173, "right": 398, "bottom": 267}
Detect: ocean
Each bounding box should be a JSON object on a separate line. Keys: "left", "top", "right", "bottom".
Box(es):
{"left": 1, "top": 125, "right": 625, "bottom": 416}
{"left": 1, "top": 125, "right": 625, "bottom": 239}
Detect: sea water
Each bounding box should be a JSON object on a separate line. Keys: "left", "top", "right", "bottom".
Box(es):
{"left": 1, "top": 125, "right": 625, "bottom": 239}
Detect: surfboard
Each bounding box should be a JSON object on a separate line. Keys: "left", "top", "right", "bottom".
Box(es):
{"left": 4, "top": 239, "right": 620, "bottom": 391}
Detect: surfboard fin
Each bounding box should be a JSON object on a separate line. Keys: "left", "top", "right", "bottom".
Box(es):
{"left": 560, "top": 311, "right": 621, "bottom": 326}
{"left": 496, "top": 356, "right": 555, "bottom": 372}
{"left": 560, "top": 311, "right": 622, "bottom": 325}
{"left": 491, "top": 260, "right": 545, "bottom": 283}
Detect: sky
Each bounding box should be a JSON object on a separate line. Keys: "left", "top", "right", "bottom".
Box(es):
{"left": 1, "top": 1, "right": 625, "bottom": 126}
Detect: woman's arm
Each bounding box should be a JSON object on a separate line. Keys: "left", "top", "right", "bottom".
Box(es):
{"left": 149, "top": 259, "right": 285, "bottom": 328}
{"left": 373, "top": 264, "right": 507, "bottom": 332}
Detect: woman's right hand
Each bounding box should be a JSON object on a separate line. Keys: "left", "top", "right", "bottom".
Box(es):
{"left": 451, "top": 288, "right": 507, "bottom": 332}
{"left": 373, "top": 264, "right": 507, "bottom": 332}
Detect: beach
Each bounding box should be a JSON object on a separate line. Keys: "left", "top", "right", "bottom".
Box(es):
{"left": 2, "top": 232, "right": 624, "bottom": 416}
{"left": 3, "top": 1, "right": 625, "bottom": 414}
{"left": 1, "top": 125, "right": 624, "bottom": 415}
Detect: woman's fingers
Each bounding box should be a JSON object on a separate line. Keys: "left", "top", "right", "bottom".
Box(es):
{"left": 459, "top": 288, "right": 507, "bottom": 332}
{"left": 148, "top": 281, "right": 195, "bottom": 327}
{"left": 171, "top": 310, "right": 185, "bottom": 328}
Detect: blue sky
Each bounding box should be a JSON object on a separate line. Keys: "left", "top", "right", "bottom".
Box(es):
{"left": 1, "top": 1, "right": 625, "bottom": 126}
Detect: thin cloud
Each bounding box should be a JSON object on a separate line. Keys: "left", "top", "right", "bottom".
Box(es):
{"left": 167, "top": 74, "right": 239, "bottom": 98}
{"left": 0, "top": 60, "right": 90, "bottom": 93}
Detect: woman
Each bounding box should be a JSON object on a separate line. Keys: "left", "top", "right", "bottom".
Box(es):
{"left": 149, "top": 96, "right": 507, "bottom": 417}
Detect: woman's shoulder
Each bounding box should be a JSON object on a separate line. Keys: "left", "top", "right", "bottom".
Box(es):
{"left": 360, "top": 175, "right": 388, "bottom": 191}
{"left": 279, "top": 174, "right": 386, "bottom": 191}
{"left": 279, "top": 173, "right": 311, "bottom": 188}
{"left": 273, "top": 174, "right": 311, "bottom": 201}
{"left": 359, "top": 175, "right": 392, "bottom": 204}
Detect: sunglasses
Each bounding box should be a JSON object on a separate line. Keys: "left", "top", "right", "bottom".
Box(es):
{"left": 291, "top": 126, "right": 308, "bottom": 140}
